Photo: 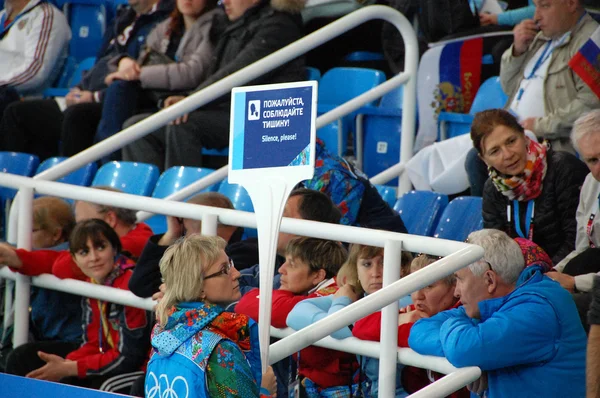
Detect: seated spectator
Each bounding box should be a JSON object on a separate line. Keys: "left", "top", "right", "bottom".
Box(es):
{"left": 465, "top": 0, "right": 599, "bottom": 195}
{"left": 287, "top": 243, "right": 413, "bottom": 397}
{"left": 473, "top": 109, "right": 588, "bottom": 264}
{"left": 588, "top": 275, "right": 600, "bottom": 397}
{"left": 90, "top": 0, "right": 222, "bottom": 159}
{"left": 0, "top": 0, "right": 70, "bottom": 109}
{"left": 5, "top": 219, "right": 152, "bottom": 394}
{"left": 236, "top": 237, "right": 359, "bottom": 397}
{"left": 122, "top": 0, "right": 306, "bottom": 170}
{"left": 0, "top": 0, "right": 173, "bottom": 161}
{"left": 129, "top": 191, "right": 258, "bottom": 298}
{"left": 409, "top": 229, "right": 587, "bottom": 397}
{"left": 547, "top": 110, "right": 600, "bottom": 328}
{"left": 472, "top": 0, "right": 535, "bottom": 27}
{"left": 0, "top": 187, "right": 153, "bottom": 280}
{"left": 238, "top": 188, "right": 341, "bottom": 294}
{"left": 145, "top": 234, "right": 276, "bottom": 397}
{"left": 300, "top": 139, "right": 408, "bottom": 233}
{"left": 352, "top": 254, "right": 467, "bottom": 397}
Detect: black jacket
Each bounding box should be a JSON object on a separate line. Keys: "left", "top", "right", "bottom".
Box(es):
{"left": 193, "top": 0, "right": 305, "bottom": 103}
{"left": 482, "top": 150, "right": 588, "bottom": 264}
{"left": 129, "top": 228, "right": 259, "bottom": 298}
{"left": 78, "top": 0, "right": 174, "bottom": 93}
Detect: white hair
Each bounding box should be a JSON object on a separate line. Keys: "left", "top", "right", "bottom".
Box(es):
{"left": 571, "top": 110, "right": 600, "bottom": 153}
{"left": 466, "top": 229, "right": 524, "bottom": 285}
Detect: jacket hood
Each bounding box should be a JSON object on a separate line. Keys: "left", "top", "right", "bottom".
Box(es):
{"left": 151, "top": 302, "right": 223, "bottom": 355}
{"left": 270, "top": 0, "right": 305, "bottom": 14}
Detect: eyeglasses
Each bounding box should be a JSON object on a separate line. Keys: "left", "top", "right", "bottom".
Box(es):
{"left": 204, "top": 258, "right": 235, "bottom": 280}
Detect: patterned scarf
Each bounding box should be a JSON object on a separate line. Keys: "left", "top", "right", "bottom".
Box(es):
{"left": 489, "top": 139, "right": 548, "bottom": 201}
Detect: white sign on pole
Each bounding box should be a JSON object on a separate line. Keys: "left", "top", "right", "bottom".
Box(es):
{"left": 228, "top": 81, "right": 317, "bottom": 372}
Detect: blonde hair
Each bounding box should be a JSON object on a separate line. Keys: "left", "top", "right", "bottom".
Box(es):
{"left": 33, "top": 197, "right": 75, "bottom": 245}
{"left": 410, "top": 254, "right": 455, "bottom": 285}
{"left": 337, "top": 244, "right": 413, "bottom": 296}
{"left": 156, "top": 235, "right": 227, "bottom": 325}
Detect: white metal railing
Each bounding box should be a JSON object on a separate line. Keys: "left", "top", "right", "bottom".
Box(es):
{"left": 0, "top": 174, "right": 483, "bottom": 397}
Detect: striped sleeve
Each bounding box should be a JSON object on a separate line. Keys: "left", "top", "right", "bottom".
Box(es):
{"left": 0, "top": 3, "right": 70, "bottom": 93}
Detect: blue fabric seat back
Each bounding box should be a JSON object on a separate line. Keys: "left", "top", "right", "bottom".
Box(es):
{"left": 434, "top": 196, "right": 483, "bottom": 241}
{"left": 146, "top": 166, "right": 219, "bottom": 234}
{"left": 64, "top": 0, "right": 106, "bottom": 63}
{"left": 317, "top": 122, "right": 341, "bottom": 156}
{"left": 217, "top": 181, "right": 254, "bottom": 212}
{"left": 0, "top": 152, "right": 40, "bottom": 200}
{"left": 305, "top": 67, "right": 321, "bottom": 81}
{"left": 469, "top": 76, "right": 508, "bottom": 114}
{"left": 393, "top": 190, "right": 449, "bottom": 236}
{"left": 35, "top": 157, "right": 97, "bottom": 186}
{"left": 361, "top": 86, "right": 405, "bottom": 180}
{"left": 318, "top": 67, "right": 386, "bottom": 155}
{"left": 92, "top": 161, "right": 159, "bottom": 196}
{"left": 375, "top": 184, "right": 397, "bottom": 208}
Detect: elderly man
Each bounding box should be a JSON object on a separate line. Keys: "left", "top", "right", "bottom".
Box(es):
{"left": 409, "top": 229, "right": 587, "bottom": 397}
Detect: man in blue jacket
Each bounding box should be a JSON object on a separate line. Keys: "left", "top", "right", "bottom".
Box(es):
{"left": 409, "top": 229, "right": 587, "bottom": 398}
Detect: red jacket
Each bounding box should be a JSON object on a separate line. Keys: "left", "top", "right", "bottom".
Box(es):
{"left": 66, "top": 262, "right": 151, "bottom": 378}
{"left": 235, "top": 282, "right": 359, "bottom": 389}
{"left": 352, "top": 302, "right": 468, "bottom": 397}
{"left": 13, "top": 223, "right": 153, "bottom": 279}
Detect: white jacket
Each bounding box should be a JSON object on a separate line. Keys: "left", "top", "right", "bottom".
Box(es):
{"left": 0, "top": 0, "right": 71, "bottom": 95}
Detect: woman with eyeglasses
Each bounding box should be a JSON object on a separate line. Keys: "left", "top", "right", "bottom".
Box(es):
{"left": 473, "top": 109, "right": 588, "bottom": 264}
{"left": 5, "top": 219, "right": 152, "bottom": 394}
{"left": 145, "top": 234, "right": 276, "bottom": 398}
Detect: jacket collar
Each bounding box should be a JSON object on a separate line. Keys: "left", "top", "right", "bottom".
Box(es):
{"left": 530, "top": 12, "right": 592, "bottom": 50}
{"left": 477, "top": 266, "right": 544, "bottom": 321}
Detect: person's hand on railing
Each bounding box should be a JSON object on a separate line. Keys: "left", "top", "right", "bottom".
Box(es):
{"left": 25, "top": 351, "right": 77, "bottom": 381}
{"left": 467, "top": 371, "right": 488, "bottom": 397}
{"left": 0, "top": 243, "right": 22, "bottom": 269}
{"left": 261, "top": 365, "right": 277, "bottom": 397}
{"left": 159, "top": 216, "right": 185, "bottom": 246}
{"left": 334, "top": 283, "right": 360, "bottom": 303}
{"left": 163, "top": 95, "right": 189, "bottom": 125}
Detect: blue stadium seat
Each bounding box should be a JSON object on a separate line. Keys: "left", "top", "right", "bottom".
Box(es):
{"left": 63, "top": 0, "right": 106, "bottom": 63}
{"left": 316, "top": 122, "right": 340, "bottom": 156}
{"left": 35, "top": 157, "right": 97, "bottom": 187}
{"left": 1, "top": 373, "right": 124, "bottom": 398}
{"left": 318, "top": 67, "right": 386, "bottom": 155}
{"left": 437, "top": 76, "right": 508, "bottom": 140}
{"left": 393, "top": 190, "right": 449, "bottom": 236}
{"left": 433, "top": 196, "right": 483, "bottom": 241}
{"left": 356, "top": 85, "right": 407, "bottom": 179}
{"left": 375, "top": 184, "right": 397, "bottom": 208}
{"left": 44, "top": 56, "right": 96, "bottom": 98}
{"left": 145, "top": 166, "right": 219, "bottom": 234}
{"left": 345, "top": 51, "right": 385, "bottom": 62}
{"left": 0, "top": 152, "right": 40, "bottom": 200}
{"left": 217, "top": 181, "right": 254, "bottom": 212}
{"left": 92, "top": 161, "right": 159, "bottom": 196}
{"left": 305, "top": 66, "right": 321, "bottom": 81}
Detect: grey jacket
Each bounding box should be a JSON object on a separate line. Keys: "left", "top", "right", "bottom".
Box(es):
{"left": 554, "top": 172, "right": 600, "bottom": 292}
{"left": 500, "top": 13, "right": 599, "bottom": 152}
{"left": 138, "top": 8, "right": 222, "bottom": 90}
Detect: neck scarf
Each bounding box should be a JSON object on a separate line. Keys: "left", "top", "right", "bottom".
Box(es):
{"left": 489, "top": 139, "right": 548, "bottom": 201}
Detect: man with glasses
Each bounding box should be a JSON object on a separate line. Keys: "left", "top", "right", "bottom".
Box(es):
{"left": 409, "top": 229, "right": 587, "bottom": 397}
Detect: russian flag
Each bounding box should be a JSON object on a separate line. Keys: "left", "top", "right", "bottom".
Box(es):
{"left": 415, "top": 37, "right": 483, "bottom": 150}
{"left": 569, "top": 26, "right": 600, "bottom": 98}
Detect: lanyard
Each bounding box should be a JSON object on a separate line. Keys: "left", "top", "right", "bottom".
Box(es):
{"left": 586, "top": 194, "right": 600, "bottom": 248}
{"left": 516, "top": 41, "right": 554, "bottom": 102}
{"left": 288, "top": 350, "right": 300, "bottom": 385}
{"left": 511, "top": 200, "right": 535, "bottom": 240}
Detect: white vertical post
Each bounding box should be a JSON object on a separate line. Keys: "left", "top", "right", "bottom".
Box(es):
{"left": 378, "top": 239, "right": 402, "bottom": 397}
{"left": 2, "top": 280, "right": 14, "bottom": 346}
{"left": 201, "top": 213, "right": 218, "bottom": 236}
{"left": 13, "top": 187, "right": 33, "bottom": 347}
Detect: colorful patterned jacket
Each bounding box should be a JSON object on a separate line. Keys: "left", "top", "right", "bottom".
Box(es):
{"left": 146, "top": 301, "right": 269, "bottom": 397}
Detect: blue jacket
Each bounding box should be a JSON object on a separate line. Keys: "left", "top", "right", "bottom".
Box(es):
{"left": 408, "top": 267, "right": 587, "bottom": 398}
{"left": 145, "top": 302, "right": 263, "bottom": 398}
